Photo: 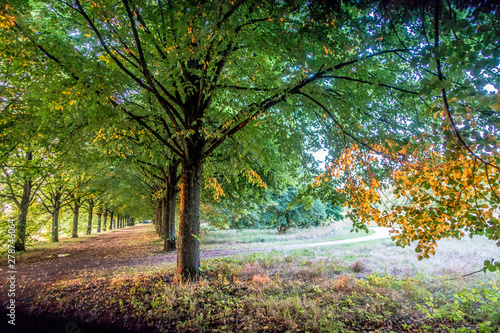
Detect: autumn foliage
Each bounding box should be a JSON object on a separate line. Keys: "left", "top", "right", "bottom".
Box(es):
{"left": 322, "top": 139, "right": 499, "bottom": 269}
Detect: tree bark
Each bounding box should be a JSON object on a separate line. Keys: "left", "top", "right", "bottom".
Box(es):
{"left": 110, "top": 211, "right": 114, "bottom": 230}
{"left": 103, "top": 209, "right": 108, "bottom": 231}
{"left": 86, "top": 199, "right": 94, "bottom": 235}
{"left": 72, "top": 201, "right": 80, "bottom": 238}
{"left": 14, "top": 180, "right": 32, "bottom": 251}
{"left": 97, "top": 209, "right": 102, "bottom": 233}
{"left": 51, "top": 204, "right": 60, "bottom": 242}
{"left": 164, "top": 163, "right": 178, "bottom": 252}
{"left": 156, "top": 199, "right": 162, "bottom": 236}
{"left": 161, "top": 195, "right": 168, "bottom": 249}
{"left": 176, "top": 159, "right": 203, "bottom": 280}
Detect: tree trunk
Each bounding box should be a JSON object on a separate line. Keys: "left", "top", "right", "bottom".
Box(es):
{"left": 72, "top": 202, "right": 80, "bottom": 238}
{"left": 51, "top": 205, "right": 60, "bottom": 242}
{"left": 164, "top": 165, "right": 177, "bottom": 252}
{"left": 176, "top": 159, "right": 203, "bottom": 280}
{"left": 15, "top": 205, "right": 29, "bottom": 251}
{"left": 14, "top": 181, "right": 32, "bottom": 251}
{"left": 157, "top": 199, "right": 163, "bottom": 236}
{"left": 110, "top": 211, "right": 114, "bottom": 230}
{"left": 87, "top": 199, "right": 94, "bottom": 235}
{"left": 97, "top": 210, "right": 102, "bottom": 233}
{"left": 161, "top": 196, "right": 168, "bottom": 249}
{"left": 277, "top": 212, "right": 291, "bottom": 234}
{"left": 103, "top": 209, "right": 108, "bottom": 231}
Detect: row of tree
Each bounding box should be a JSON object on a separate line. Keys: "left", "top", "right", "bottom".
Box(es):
{"left": 0, "top": 136, "right": 149, "bottom": 249}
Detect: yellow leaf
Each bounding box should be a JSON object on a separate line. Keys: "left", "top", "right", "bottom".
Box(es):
{"left": 98, "top": 55, "right": 110, "bottom": 66}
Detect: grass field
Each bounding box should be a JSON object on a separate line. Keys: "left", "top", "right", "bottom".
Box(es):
{"left": 198, "top": 223, "right": 377, "bottom": 250}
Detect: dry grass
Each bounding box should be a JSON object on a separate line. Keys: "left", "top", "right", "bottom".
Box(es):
{"left": 351, "top": 260, "right": 366, "bottom": 273}
{"left": 285, "top": 233, "right": 499, "bottom": 281}
{"left": 200, "top": 223, "right": 343, "bottom": 244}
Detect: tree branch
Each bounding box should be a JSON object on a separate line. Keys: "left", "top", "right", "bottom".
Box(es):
{"left": 322, "top": 75, "right": 418, "bottom": 95}
{"left": 74, "top": 0, "right": 153, "bottom": 92}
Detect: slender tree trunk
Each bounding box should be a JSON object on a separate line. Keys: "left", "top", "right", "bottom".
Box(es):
{"left": 157, "top": 199, "right": 163, "bottom": 236}
{"left": 15, "top": 205, "right": 29, "bottom": 251}
{"left": 156, "top": 205, "right": 160, "bottom": 234}
{"left": 161, "top": 195, "right": 168, "bottom": 248}
{"left": 14, "top": 180, "right": 32, "bottom": 251}
{"left": 165, "top": 164, "right": 178, "bottom": 252}
{"left": 86, "top": 199, "right": 94, "bottom": 235}
{"left": 103, "top": 209, "right": 108, "bottom": 231}
{"left": 97, "top": 210, "right": 102, "bottom": 233}
{"left": 176, "top": 159, "right": 203, "bottom": 280}
{"left": 51, "top": 205, "right": 60, "bottom": 242}
{"left": 110, "top": 211, "right": 114, "bottom": 230}
{"left": 165, "top": 193, "right": 177, "bottom": 252}
{"left": 72, "top": 202, "right": 80, "bottom": 238}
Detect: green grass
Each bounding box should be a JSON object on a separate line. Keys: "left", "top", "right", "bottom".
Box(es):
{"left": 197, "top": 225, "right": 377, "bottom": 251}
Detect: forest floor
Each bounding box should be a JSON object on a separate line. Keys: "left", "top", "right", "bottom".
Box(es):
{"left": 1, "top": 224, "right": 499, "bottom": 332}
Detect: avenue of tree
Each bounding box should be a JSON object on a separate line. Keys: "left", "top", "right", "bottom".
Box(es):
{"left": 1, "top": 0, "right": 499, "bottom": 279}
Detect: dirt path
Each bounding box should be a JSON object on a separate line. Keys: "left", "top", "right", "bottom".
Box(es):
{"left": 0, "top": 225, "right": 237, "bottom": 300}
{"left": 267, "top": 227, "right": 391, "bottom": 251}
{"left": 0, "top": 224, "right": 391, "bottom": 301}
